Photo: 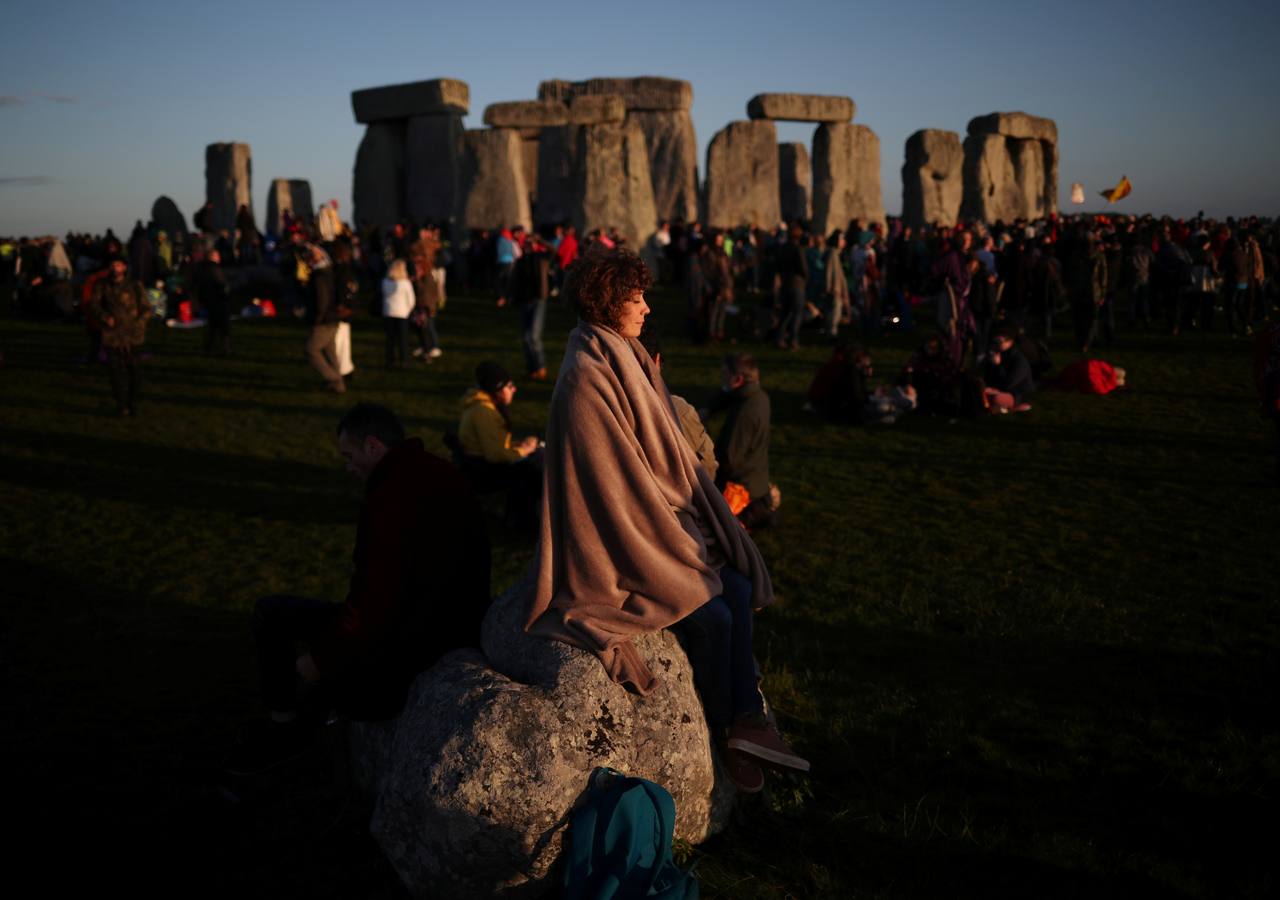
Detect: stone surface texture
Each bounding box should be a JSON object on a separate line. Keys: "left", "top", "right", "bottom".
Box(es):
{"left": 703, "top": 120, "right": 780, "bottom": 229}
{"left": 353, "top": 122, "right": 407, "bottom": 229}
{"left": 150, "top": 196, "right": 188, "bottom": 242}
{"left": 405, "top": 115, "right": 464, "bottom": 225}
{"left": 747, "top": 93, "right": 855, "bottom": 124}
{"left": 567, "top": 94, "right": 626, "bottom": 125}
{"left": 534, "top": 125, "right": 580, "bottom": 227}
{"left": 961, "top": 112, "right": 1058, "bottom": 221}
{"left": 627, "top": 110, "right": 699, "bottom": 223}
{"left": 483, "top": 100, "right": 569, "bottom": 129}
{"left": 351, "top": 579, "right": 735, "bottom": 899}
{"left": 352, "top": 78, "right": 470, "bottom": 123}
{"left": 265, "top": 179, "right": 314, "bottom": 235}
{"left": 521, "top": 137, "right": 539, "bottom": 206}
{"left": 575, "top": 120, "right": 657, "bottom": 247}
{"left": 204, "top": 143, "right": 252, "bottom": 234}
{"left": 458, "top": 128, "right": 531, "bottom": 233}
{"left": 901, "top": 129, "right": 963, "bottom": 229}
{"left": 778, "top": 142, "right": 812, "bottom": 223}
{"left": 538, "top": 76, "right": 691, "bottom": 111}
{"left": 811, "top": 123, "right": 884, "bottom": 234}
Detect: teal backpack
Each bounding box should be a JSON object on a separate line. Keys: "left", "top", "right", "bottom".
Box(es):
{"left": 562, "top": 767, "right": 699, "bottom": 900}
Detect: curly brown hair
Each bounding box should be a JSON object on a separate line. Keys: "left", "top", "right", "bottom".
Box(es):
{"left": 562, "top": 245, "right": 654, "bottom": 330}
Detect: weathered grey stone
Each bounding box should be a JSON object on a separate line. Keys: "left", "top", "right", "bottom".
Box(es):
{"left": 353, "top": 122, "right": 406, "bottom": 229}
{"left": 204, "top": 143, "right": 252, "bottom": 234}
{"left": 627, "top": 110, "right": 699, "bottom": 223}
{"left": 265, "top": 179, "right": 313, "bottom": 235}
{"left": 534, "top": 125, "right": 580, "bottom": 227}
{"left": 1008, "top": 138, "right": 1047, "bottom": 220}
{"left": 405, "top": 115, "right": 463, "bottom": 225}
{"left": 901, "top": 129, "right": 962, "bottom": 229}
{"left": 538, "top": 76, "right": 692, "bottom": 111}
{"left": 567, "top": 94, "right": 626, "bottom": 125}
{"left": 967, "top": 111, "right": 1058, "bottom": 144}
{"left": 703, "top": 120, "right": 779, "bottom": 229}
{"left": 747, "top": 93, "right": 855, "bottom": 124}
{"left": 811, "top": 123, "right": 884, "bottom": 234}
{"left": 483, "top": 100, "right": 569, "bottom": 129}
{"left": 458, "top": 128, "right": 531, "bottom": 233}
{"left": 778, "top": 143, "right": 811, "bottom": 223}
{"left": 521, "top": 137, "right": 539, "bottom": 206}
{"left": 578, "top": 120, "right": 657, "bottom": 247}
{"left": 352, "top": 78, "right": 469, "bottom": 123}
{"left": 353, "top": 579, "right": 734, "bottom": 899}
{"left": 150, "top": 196, "right": 188, "bottom": 242}
{"left": 960, "top": 133, "right": 1016, "bottom": 224}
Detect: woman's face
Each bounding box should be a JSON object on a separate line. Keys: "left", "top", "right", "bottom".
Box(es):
{"left": 616, "top": 291, "right": 650, "bottom": 338}
{"left": 498, "top": 382, "right": 517, "bottom": 406}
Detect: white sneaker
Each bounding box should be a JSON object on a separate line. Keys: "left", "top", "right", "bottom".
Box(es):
{"left": 427, "top": 348, "right": 443, "bottom": 359}
{"left": 411, "top": 347, "right": 426, "bottom": 358}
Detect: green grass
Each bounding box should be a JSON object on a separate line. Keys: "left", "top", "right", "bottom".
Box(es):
{"left": 2, "top": 290, "right": 1275, "bottom": 898}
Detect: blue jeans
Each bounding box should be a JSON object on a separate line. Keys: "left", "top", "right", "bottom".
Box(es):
{"left": 520, "top": 298, "right": 546, "bottom": 372}
{"left": 668, "top": 567, "right": 763, "bottom": 728}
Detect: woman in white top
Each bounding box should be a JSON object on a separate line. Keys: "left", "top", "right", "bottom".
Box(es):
{"left": 381, "top": 259, "right": 416, "bottom": 368}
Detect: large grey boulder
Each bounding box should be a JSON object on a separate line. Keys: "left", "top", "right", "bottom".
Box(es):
{"left": 353, "top": 122, "right": 407, "bottom": 229}
{"left": 704, "top": 120, "right": 779, "bottom": 229}
{"left": 265, "top": 179, "right": 313, "bottom": 235}
{"left": 352, "top": 78, "right": 469, "bottom": 123}
{"left": 150, "top": 196, "right": 188, "bottom": 243}
{"left": 811, "top": 123, "right": 884, "bottom": 234}
{"left": 458, "top": 128, "right": 531, "bottom": 233}
{"left": 483, "top": 100, "right": 569, "bottom": 129}
{"left": 534, "top": 125, "right": 580, "bottom": 227}
{"left": 901, "top": 129, "right": 962, "bottom": 229}
{"left": 778, "top": 142, "right": 811, "bottom": 223}
{"left": 204, "top": 142, "right": 252, "bottom": 234}
{"left": 628, "top": 109, "right": 699, "bottom": 223}
{"left": 535, "top": 121, "right": 656, "bottom": 245}
{"left": 747, "top": 93, "right": 854, "bottom": 124}
{"left": 538, "top": 76, "right": 691, "bottom": 111}
{"left": 567, "top": 94, "right": 626, "bottom": 125}
{"left": 961, "top": 112, "right": 1058, "bottom": 222}
{"left": 405, "top": 115, "right": 464, "bottom": 225}
{"left": 352, "top": 579, "right": 734, "bottom": 899}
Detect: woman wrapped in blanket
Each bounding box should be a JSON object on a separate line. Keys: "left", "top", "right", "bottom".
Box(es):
{"left": 524, "top": 246, "right": 809, "bottom": 793}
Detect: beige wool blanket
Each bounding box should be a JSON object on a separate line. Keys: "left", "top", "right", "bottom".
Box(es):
{"left": 525, "top": 322, "right": 774, "bottom": 694}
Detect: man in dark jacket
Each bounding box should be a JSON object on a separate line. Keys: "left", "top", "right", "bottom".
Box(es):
{"left": 90, "top": 254, "right": 152, "bottom": 416}
{"left": 196, "top": 248, "right": 231, "bottom": 356}
{"left": 705, "top": 354, "right": 774, "bottom": 528}
{"left": 775, "top": 225, "right": 809, "bottom": 349}
{"left": 297, "top": 235, "right": 344, "bottom": 392}
{"left": 982, "top": 330, "right": 1035, "bottom": 413}
{"left": 226, "top": 403, "right": 491, "bottom": 774}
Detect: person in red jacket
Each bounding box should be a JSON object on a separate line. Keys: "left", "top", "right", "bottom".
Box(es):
{"left": 226, "top": 402, "right": 491, "bottom": 775}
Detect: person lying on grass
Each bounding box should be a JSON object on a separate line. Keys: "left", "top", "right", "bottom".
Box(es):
{"left": 524, "top": 245, "right": 809, "bottom": 795}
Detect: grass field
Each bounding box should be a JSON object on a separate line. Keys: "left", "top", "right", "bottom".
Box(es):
{"left": 2, "top": 289, "right": 1276, "bottom": 898}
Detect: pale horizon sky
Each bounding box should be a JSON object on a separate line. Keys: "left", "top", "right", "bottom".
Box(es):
{"left": 2, "top": 0, "right": 1278, "bottom": 236}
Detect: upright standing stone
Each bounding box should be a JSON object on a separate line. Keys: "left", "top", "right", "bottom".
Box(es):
{"left": 703, "top": 121, "right": 779, "bottom": 229}
{"left": 354, "top": 122, "right": 407, "bottom": 229}
{"left": 520, "top": 137, "right": 539, "bottom": 207}
{"left": 457, "top": 128, "right": 531, "bottom": 233}
{"left": 778, "top": 143, "right": 811, "bottom": 223}
{"left": 405, "top": 115, "right": 464, "bottom": 225}
{"left": 961, "top": 112, "right": 1058, "bottom": 222}
{"left": 574, "top": 120, "right": 657, "bottom": 247}
{"left": 901, "top": 129, "right": 963, "bottom": 229}
{"left": 961, "top": 133, "right": 1017, "bottom": 224}
{"left": 811, "top": 123, "right": 884, "bottom": 235}
{"left": 150, "top": 196, "right": 188, "bottom": 243}
{"left": 535, "top": 125, "right": 580, "bottom": 227}
{"left": 265, "top": 179, "right": 314, "bottom": 235}
{"left": 205, "top": 143, "right": 252, "bottom": 234}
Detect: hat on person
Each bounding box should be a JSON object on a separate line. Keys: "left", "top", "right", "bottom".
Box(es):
{"left": 475, "top": 361, "right": 513, "bottom": 395}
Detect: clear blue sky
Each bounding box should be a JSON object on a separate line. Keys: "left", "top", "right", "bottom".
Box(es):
{"left": 3, "top": 0, "right": 1278, "bottom": 235}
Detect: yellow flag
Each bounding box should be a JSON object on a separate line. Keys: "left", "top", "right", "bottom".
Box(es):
{"left": 1099, "top": 176, "right": 1132, "bottom": 203}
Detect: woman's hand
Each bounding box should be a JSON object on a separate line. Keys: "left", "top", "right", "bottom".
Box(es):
{"left": 517, "top": 436, "right": 539, "bottom": 457}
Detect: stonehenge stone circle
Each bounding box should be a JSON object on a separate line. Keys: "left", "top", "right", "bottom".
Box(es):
{"left": 265, "top": 179, "right": 313, "bottom": 235}
{"left": 540, "top": 77, "right": 698, "bottom": 223}
{"left": 704, "top": 120, "right": 779, "bottom": 229}
{"left": 352, "top": 78, "right": 469, "bottom": 123}
{"left": 778, "top": 142, "right": 812, "bottom": 223}
{"left": 204, "top": 142, "right": 252, "bottom": 234}
{"left": 901, "top": 129, "right": 963, "bottom": 228}
{"left": 149, "top": 196, "right": 188, "bottom": 242}
{"left": 405, "top": 115, "right": 464, "bottom": 225}
{"left": 457, "top": 128, "right": 531, "bottom": 233}
{"left": 747, "top": 93, "right": 855, "bottom": 124}
{"left": 353, "top": 121, "right": 407, "bottom": 228}
{"left": 350, "top": 579, "right": 735, "bottom": 899}
{"left": 961, "top": 111, "right": 1058, "bottom": 222}
{"left": 812, "top": 122, "right": 884, "bottom": 234}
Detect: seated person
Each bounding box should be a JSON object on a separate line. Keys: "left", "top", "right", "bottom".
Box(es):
{"left": 227, "top": 403, "right": 491, "bottom": 774}
{"left": 904, "top": 332, "right": 961, "bottom": 416}
{"left": 983, "top": 330, "right": 1035, "bottom": 413}
{"left": 809, "top": 343, "right": 916, "bottom": 424}
{"left": 457, "top": 361, "right": 542, "bottom": 528}
{"left": 638, "top": 324, "right": 717, "bottom": 481}
{"left": 704, "top": 353, "right": 777, "bottom": 529}
{"left": 526, "top": 246, "right": 808, "bottom": 795}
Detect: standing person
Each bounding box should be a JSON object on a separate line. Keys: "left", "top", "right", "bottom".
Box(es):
{"left": 303, "top": 240, "right": 344, "bottom": 393}
{"left": 703, "top": 230, "right": 734, "bottom": 343}
{"left": 775, "top": 224, "right": 809, "bottom": 350}
{"left": 933, "top": 230, "right": 973, "bottom": 367}
{"left": 235, "top": 204, "right": 259, "bottom": 264}
{"left": 410, "top": 227, "right": 443, "bottom": 361}
{"left": 92, "top": 255, "right": 152, "bottom": 416}
{"left": 196, "top": 248, "right": 232, "bottom": 356}
{"left": 317, "top": 200, "right": 342, "bottom": 243}
{"left": 514, "top": 234, "right": 552, "bottom": 380}
{"left": 381, "top": 259, "right": 414, "bottom": 368}
{"left": 495, "top": 225, "right": 521, "bottom": 307}
{"left": 704, "top": 354, "right": 776, "bottom": 530}
{"left": 1128, "top": 230, "right": 1154, "bottom": 330}
{"left": 823, "top": 230, "right": 850, "bottom": 338}
{"left": 1071, "top": 233, "right": 1107, "bottom": 353}
{"left": 526, "top": 246, "right": 808, "bottom": 794}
